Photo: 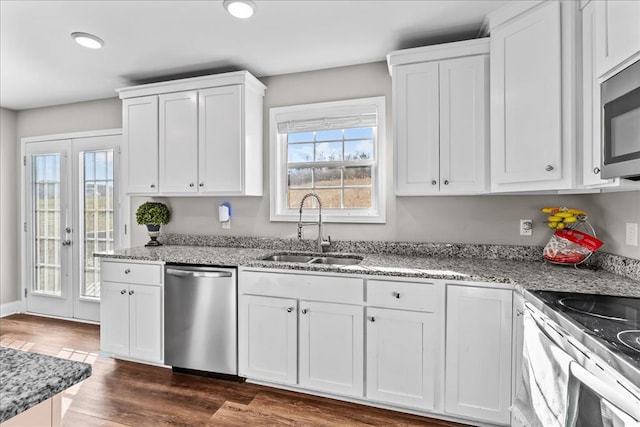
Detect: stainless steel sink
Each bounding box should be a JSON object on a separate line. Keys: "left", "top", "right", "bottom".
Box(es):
{"left": 262, "top": 254, "right": 315, "bottom": 263}
{"left": 262, "top": 253, "right": 362, "bottom": 266}
{"left": 309, "top": 256, "right": 362, "bottom": 265}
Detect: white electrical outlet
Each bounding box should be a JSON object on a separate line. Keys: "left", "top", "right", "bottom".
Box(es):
{"left": 520, "top": 219, "right": 533, "bottom": 236}
{"left": 626, "top": 223, "right": 638, "bottom": 246}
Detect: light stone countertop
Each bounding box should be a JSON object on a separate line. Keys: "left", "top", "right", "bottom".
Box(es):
{"left": 0, "top": 348, "right": 92, "bottom": 422}
{"left": 96, "top": 245, "right": 640, "bottom": 298}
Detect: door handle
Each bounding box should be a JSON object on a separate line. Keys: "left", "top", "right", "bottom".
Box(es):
{"left": 61, "top": 240, "right": 71, "bottom": 246}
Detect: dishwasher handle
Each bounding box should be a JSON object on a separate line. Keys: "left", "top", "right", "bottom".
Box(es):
{"left": 166, "top": 268, "right": 233, "bottom": 279}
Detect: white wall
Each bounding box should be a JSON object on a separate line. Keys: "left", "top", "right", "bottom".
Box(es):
{"left": 1, "top": 107, "right": 20, "bottom": 306}
{"left": 12, "top": 63, "right": 640, "bottom": 262}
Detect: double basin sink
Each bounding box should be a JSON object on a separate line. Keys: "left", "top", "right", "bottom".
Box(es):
{"left": 262, "top": 253, "right": 363, "bottom": 266}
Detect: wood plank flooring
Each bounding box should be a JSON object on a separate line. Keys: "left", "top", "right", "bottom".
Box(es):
{"left": 0, "top": 314, "right": 468, "bottom": 426}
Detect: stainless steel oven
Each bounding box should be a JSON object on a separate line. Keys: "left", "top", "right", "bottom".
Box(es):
{"left": 513, "top": 298, "right": 640, "bottom": 427}
{"left": 601, "top": 59, "right": 640, "bottom": 180}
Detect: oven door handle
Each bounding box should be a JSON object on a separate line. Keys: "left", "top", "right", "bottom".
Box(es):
{"left": 569, "top": 362, "right": 640, "bottom": 421}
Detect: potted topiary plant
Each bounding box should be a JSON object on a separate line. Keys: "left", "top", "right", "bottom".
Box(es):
{"left": 136, "top": 201, "right": 171, "bottom": 246}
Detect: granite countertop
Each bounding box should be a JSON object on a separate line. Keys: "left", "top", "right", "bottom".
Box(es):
{"left": 0, "top": 347, "right": 92, "bottom": 422}
{"left": 96, "top": 244, "right": 640, "bottom": 298}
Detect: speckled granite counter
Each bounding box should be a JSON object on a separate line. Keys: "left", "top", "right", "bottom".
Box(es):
{"left": 0, "top": 347, "right": 92, "bottom": 422}
{"left": 96, "top": 243, "right": 640, "bottom": 298}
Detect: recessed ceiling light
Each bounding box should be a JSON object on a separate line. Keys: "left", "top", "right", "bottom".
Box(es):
{"left": 71, "top": 32, "right": 104, "bottom": 49}
{"left": 223, "top": 0, "right": 255, "bottom": 19}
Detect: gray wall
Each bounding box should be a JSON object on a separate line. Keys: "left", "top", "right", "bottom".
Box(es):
{"left": 1, "top": 107, "right": 20, "bottom": 306}
{"left": 6, "top": 62, "right": 639, "bottom": 311}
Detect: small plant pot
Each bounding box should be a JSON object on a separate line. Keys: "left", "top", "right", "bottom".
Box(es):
{"left": 145, "top": 224, "right": 162, "bottom": 247}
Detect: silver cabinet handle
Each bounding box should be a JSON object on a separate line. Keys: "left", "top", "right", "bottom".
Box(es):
{"left": 286, "top": 307, "right": 294, "bottom": 313}
{"left": 443, "top": 180, "right": 449, "bottom": 185}
{"left": 120, "top": 289, "right": 126, "bottom": 295}
{"left": 129, "top": 290, "right": 134, "bottom": 295}
{"left": 593, "top": 167, "right": 601, "bottom": 174}
{"left": 150, "top": 184, "right": 156, "bottom": 188}
{"left": 392, "top": 291, "right": 400, "bottom": 299}
{"left": 124, "top": 269, "right": 131, "bottom": 274}
{"left": 431, "top": 180, "right": 437, "bottom": 185}
{"left": 545, "top": 165, "right": 554, "bottom": 172}
{"left": 61, "top": 240, "right": 71, "bottom": 246}
{"left": 166, "top": 268, "right": 232, "bottom": 278}
{"left": 369, "top": 316, "right": 375, "bottom": 322}
{"left": 301, "top": 309, "right": 308, "bottom": 314}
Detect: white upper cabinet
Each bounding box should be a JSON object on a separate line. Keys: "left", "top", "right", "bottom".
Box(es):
{"left": 388, "top": 39, "right": 489, "bottom": 195}
{"left": 122, "top": 96, "right": 158, "bottom": 194}
{"left": 159, "top": 91, "right": 199, "bottom": 193}
{"left": 594, "top": 0, "right": 640, "bottom": 78}
{"left": 117, "top": 71, "right": 266, "bottom": 196}
{"left": 488, "top": 0, "right": 577, "bottom": 192}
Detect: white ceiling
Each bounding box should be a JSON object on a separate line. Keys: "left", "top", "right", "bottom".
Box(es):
{"left": 0, "top": 0, "right": 508, "bottom": 111}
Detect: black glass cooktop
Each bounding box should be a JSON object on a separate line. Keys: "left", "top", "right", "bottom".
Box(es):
{"left": 531, "top": 291, "right": 640, "bottom": 366}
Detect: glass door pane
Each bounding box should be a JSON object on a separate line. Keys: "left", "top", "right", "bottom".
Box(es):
{"left": 32, "top": 154, "right": 62, "bottom": 295}
{"left": 81, "top": 149, "right": 115, "bottom": 299}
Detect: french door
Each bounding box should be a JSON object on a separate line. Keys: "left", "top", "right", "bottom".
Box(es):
{"left": 24, "top": 133, "right": 121, "bottom": 322}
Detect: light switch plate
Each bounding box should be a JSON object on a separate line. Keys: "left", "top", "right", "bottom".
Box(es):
{"left": 626, "top": 223, "right": 638, "bottom": 246}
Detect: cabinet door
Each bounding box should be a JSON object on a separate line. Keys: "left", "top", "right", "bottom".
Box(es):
{"left": 238, "top": 295, "right": 298, "bottom": 385}
{"left": 366, "top": 307, "right": 439, "bottom": 411}
{"left": 159, "top": 91, "right": 199, "bottom": 193}
{"left": 439, "top": 55, "right": 488, "bottom": 194}
{"left": 298, "top": 301, "right": 364, "bottom": 397}
{"left": 123, "top": 96, "right": 158, "bottom": 194}
{"left": 582, "top": 3, "right": 618, "bottom": 187}
{"left": 490, "top": 1, "right": 563, "bottom": 189}
{"left": 445, "top": 285, "right": 513, "bottom": 424}
{"left": 595, "top": 0, "right": 640, "bottom": 77}
{"left": 198, "top": 85, "right": 243, "bottom": 194}
{"left": 512, "top": 293, "right": 525, "bottom": 403}
{"left": 394, "top": 62, "right": 440, "bottom": 195}
{"left": 100, "top": 281, "right": 130, "bottom": 356}
{"left": 128, "top": 283, "right": 163, "bottom": 363}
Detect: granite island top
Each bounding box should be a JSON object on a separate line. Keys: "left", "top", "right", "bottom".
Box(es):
{"left": 96, "top": 244, "right": 640, "bottom": 298}
{"left": 0, "top": 347, "right": 92, "bottom": 422}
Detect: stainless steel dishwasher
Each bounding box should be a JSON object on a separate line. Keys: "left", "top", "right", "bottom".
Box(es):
{"left": 164, "top": 265, "right": 238, "bottom": 378}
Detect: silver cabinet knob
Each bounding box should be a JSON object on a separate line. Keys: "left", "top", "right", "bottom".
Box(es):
{"left": 301, "top": 309, "right": 308, "bottom": 314}
{"left": 392, "top": 291, "right": 400, "bottom": 299}
{"left": 369, "top": 316, "right": 375, "bottom": 322}
{"left": 128, "top": 290, "right": 135, "bottom": 295}
{"left": 443, "top": 180, "right": 449, "bottom": 185}
{"left": 124, "top": 269, "right": 131, "bottom": 274}
{"left": 189, "top": 183, "right": 195, "bottom": 187}
{"left": 286, "top": 307, "right": 294, "bottom": 313}
{"left": 150, "top": 184, "right": 156, "bottom": 188}
{"left": 545, "top": 165, "right": 554, "bottom": 172}
{"left": 199, "top": 183, "right": 204, "bottom": 187}
{"left": 61, "top": 240, "right": 71, "bottom": 246}
{"left": 65, "top": 227, "right": 71, "bottom": 233}
{"left": 593, "top": 167, "right": 601, "bottom": 174}
{"left": 120, "top": 289, "right": 127, "bottom": 295}
{"left": 516, "top": 309, "right": 523, "bottom": 317}
{"left": 431, "top": 180, "right": 437, "bottom": 185}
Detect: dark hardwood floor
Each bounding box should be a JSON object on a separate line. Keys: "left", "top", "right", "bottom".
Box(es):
{"left": 0, "top": 314, "right": 468, "bottom": 426}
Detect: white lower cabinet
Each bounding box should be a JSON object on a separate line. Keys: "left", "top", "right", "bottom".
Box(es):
{"left": 238, "top": 295, "right": 298, "bottom": 384}
{"left": 100, "top": 259, "right": 164, "bottom": 364}
{"left": 299, "top": 301, "right": 364, "bottom": 397}
{"left": 445, "top": 284, "right": 513, "bottom": 425}
{"left": 366, "top": 307, "right": 439, "bottom": 410}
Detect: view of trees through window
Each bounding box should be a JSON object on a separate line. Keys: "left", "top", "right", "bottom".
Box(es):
{"left": 286, "top": 127, "right": 375, "bottom": 209}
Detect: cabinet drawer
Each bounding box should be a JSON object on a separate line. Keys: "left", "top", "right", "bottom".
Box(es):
{"left": 101, "top": 260, "right": 162, "bottom": 285}
{"left": 367, "top": 279, "right": 440, "bottom": 312}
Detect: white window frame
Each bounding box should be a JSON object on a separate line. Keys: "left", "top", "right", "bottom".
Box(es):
{"left": 269, "top": 96, "right": 386, "bottom": 223}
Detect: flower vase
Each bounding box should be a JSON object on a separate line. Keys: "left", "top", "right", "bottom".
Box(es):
{"left": 145, "top": 224, "right": 162, "bottom": 246}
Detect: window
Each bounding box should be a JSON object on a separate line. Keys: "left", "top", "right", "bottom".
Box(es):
{"left": 270, "top": 97, "right": 385, "bottom": 223}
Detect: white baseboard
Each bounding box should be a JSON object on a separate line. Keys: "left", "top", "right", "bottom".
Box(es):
{"left": 0, "top": 300, "right": 23, "bottom": 317}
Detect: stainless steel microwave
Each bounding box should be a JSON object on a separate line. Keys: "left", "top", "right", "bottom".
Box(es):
{"left": 601, "top": 59, "right": 640, "bottom": 180}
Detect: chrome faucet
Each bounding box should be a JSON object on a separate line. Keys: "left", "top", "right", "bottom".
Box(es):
{"left": 298, "top": 192, "right": 331, "bottom": 252}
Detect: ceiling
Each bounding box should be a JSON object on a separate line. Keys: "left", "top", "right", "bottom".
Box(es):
{"left": 0, "top": 0, "right": 508, "bottom": 111}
